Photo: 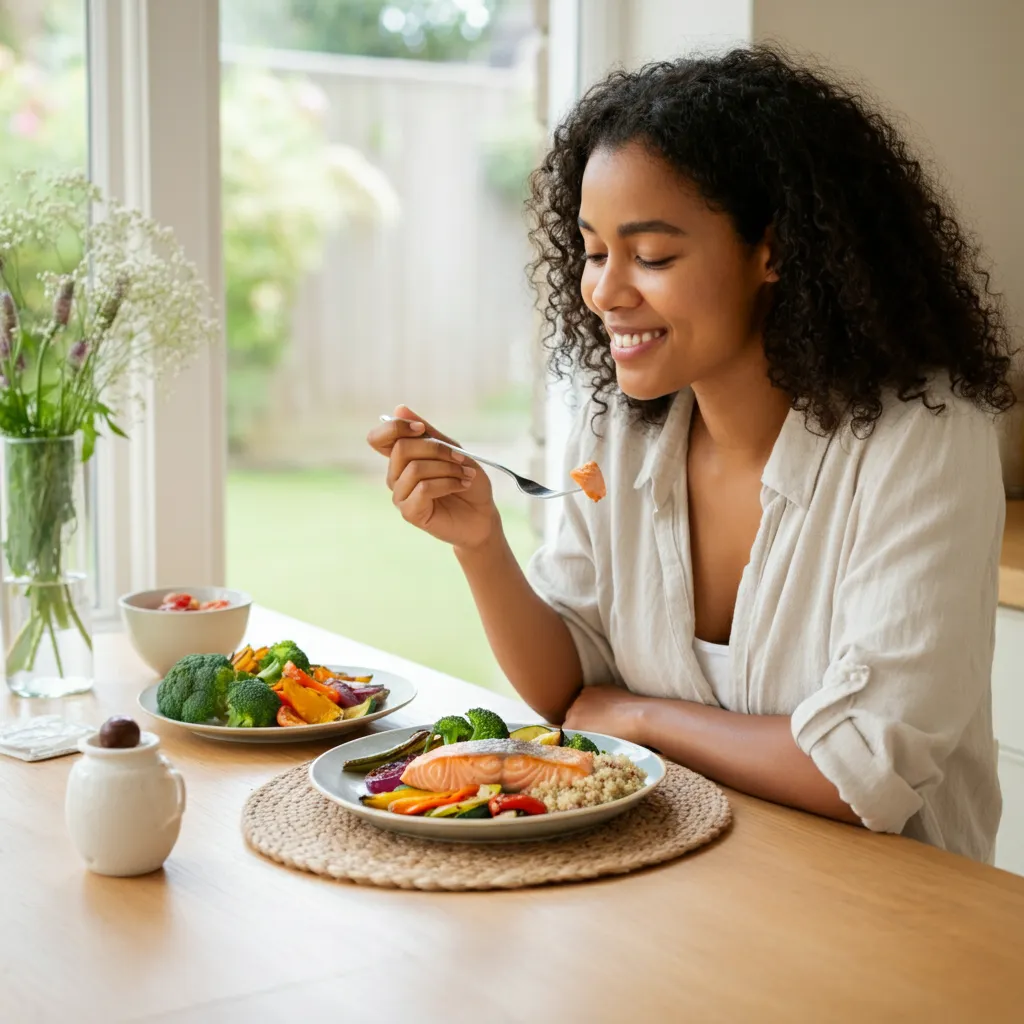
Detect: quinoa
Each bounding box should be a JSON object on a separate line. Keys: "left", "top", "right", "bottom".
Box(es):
{"left": 528, "top": 753, "right": 647, "bottom": 812}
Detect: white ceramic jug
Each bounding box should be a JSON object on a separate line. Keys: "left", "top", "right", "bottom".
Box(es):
{"left": 65, "top": 730, "right": 186, "bottom": 876}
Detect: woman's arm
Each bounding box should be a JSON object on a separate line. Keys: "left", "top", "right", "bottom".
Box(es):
{"left": 455, "top": 536, "right": 583, "bottom": 723}
{"left": 367, "top": 407, "right": 584, "bottom": 722}
{"left": 563, "top": 685, "right": 860, "bottom": 825}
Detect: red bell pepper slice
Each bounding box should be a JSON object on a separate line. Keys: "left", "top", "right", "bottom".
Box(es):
{"left": 488, "top": 794, "right": 548, "bottom": 817}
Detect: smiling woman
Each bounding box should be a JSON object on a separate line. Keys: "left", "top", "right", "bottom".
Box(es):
{"left": 367, "top": 45, "right": 1017, "bottom": 863}
{"left": 576, "top": 146, "right": 779, "bottom": 407}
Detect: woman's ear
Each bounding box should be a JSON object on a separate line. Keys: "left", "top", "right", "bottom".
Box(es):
{"left": 759, "top": 224, "right": 780, "bottom": 283}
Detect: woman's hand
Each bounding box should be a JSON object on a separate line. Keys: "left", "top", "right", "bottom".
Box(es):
{"left": 563, "top": 685, "right": 645, "bottom": 744}
{"left": 367, "top": 405, "right": 500, "bottom": 551}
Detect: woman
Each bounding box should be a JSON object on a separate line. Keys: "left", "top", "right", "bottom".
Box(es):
{"left": 367, "top": 47, "right": 1014, "bottom": 860}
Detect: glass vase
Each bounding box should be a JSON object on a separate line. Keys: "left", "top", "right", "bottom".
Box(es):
{"left": 2, "top": 436, "right": 93, "bottom": 697}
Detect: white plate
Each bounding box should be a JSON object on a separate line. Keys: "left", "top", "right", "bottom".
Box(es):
{"left": 309, "top": 724, "right": 666, "bottom": 842}
{"left": 137, "top": 666, "right": 416, "bottom": 743}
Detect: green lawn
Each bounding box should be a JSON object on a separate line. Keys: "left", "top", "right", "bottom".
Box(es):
{"left": 225, "top": 470, "right": 538, "bottom": 696}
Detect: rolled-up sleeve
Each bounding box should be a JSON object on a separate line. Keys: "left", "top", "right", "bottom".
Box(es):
{"left": 526, "top": 409, "right": 620, "bottom": 687}
{"left": 791, "top": 404, "right": 1005, "bottom": 834}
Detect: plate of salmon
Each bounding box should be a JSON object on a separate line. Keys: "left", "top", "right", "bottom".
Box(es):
{"left": 309, "top": 708, "right": 666, "bottom": 842}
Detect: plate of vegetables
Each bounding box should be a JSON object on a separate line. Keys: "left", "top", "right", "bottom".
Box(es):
{"left": 309, "top": 708, "right": 665, "bottom": 842}
{"left": 137, "top": 640, "right": 416, "bottom": 743}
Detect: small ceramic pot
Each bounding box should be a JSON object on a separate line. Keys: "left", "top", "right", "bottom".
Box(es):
{"left": 65, "top": 730, "right": 186, "bottom": 876}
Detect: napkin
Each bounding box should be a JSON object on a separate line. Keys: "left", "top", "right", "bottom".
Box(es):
{"left": 0, "top": 715, "right": 94, "bottom": 761}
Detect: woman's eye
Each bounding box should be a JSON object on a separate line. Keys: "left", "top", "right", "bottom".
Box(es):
{"left": 584, "top": 252, "right": 607, "bottom": 265}
{"left": 636, "top": 255, "right": 675, "bottom": 270}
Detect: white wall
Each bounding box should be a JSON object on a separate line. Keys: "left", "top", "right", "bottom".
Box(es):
{"left": 753, "top": 0, "right": 1024, "bottom": 490}
{"left": 622, "top": 0, "right": 751, "bottom": 67}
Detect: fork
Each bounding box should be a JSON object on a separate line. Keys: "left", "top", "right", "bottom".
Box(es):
{"left": 378, "top": 415, "right": 581, "bottom": 499}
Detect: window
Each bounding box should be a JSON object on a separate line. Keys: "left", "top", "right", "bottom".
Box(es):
{"left": 220, "top": 0, "right": 544, "bottom": 694}
{"left": 45, "top": 1, "right": 587, "bottom": 676}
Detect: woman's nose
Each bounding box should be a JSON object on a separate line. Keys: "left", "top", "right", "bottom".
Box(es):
{"left": 590, "top": 259, "right": 640, "bottom": 312}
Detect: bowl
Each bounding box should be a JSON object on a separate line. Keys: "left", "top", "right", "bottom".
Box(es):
{"left": 119, "top": 586, "right": 252, "bottom": 677}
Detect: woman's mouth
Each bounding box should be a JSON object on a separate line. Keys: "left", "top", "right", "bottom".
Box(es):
{"left": 608, "top": 327, "right": 668, "bottom": 360}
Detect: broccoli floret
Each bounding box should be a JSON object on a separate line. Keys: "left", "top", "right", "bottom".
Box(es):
{"left": 466, "top": 707, "right": 509, "bottom": 741}
{"left": 157, "top": 654, "right": 234, "bottom": 723}
{"left": 433, "top": 715, "right": 472, "bottom": 745}
{"left": 256, "top": 640, "right": 310, "bottom": 685}
{"left": 226, "top": 675, "right": 281, "bottom": 728}
{"left": 564, "top": 732, "right": 600, "bottom": 755}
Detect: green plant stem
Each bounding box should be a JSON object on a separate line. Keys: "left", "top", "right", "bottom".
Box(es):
{"left": 32, "top": 321, "right": 59, "bottom": 429}
{"left": 46, "top": 617, "right": 65, "bottom": 678}
{"left": 25, "top": 609, "right": 44, "bottom": 674}
{"left": 64, "top": 583, "right": 93, "bottom": 651}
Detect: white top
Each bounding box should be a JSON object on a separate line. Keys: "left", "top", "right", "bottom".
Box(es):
{"left": 528, "top": 386, "right": 1004, "bottom": 862}
{"left": 692, "top": 638, "right": 731, "bottom": 695}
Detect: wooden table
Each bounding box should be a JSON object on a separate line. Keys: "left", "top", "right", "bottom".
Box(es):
{"left": 4, "top": 606, "right": 1024, "bottom": 1023}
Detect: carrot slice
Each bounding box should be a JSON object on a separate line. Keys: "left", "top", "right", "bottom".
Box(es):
{"left": 570, "top": 460, "right": 606, "bottom": 502}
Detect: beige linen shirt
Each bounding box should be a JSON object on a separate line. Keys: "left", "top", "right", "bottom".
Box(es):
{"left": 528, "top": 387, "right": 1004, "bottom": 861}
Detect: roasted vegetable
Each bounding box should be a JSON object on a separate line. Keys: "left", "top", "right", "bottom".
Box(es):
{"left": 256, "top": 641, "right": 311, "bottom": 685}
{"left": 343, "top": 730, "right": 433, "bottom": 772}
{"left": 364, "top": 755, "right": 419, "bottom": 794}
{"left": 426, "top": 784, "right": 502, "bottom": 817}
{"left": 326, "top": 680, "right": 361, "bottom": 708}
{"left": 156, "top": 654, "right": 234, "bottom": 723}
{"left": 359, "top": 786, "right": 436, "bottom": 811}
{"left": 454, "top": 803, "right": 493, "bottom": 819}
{"left": 433, "top": 715, "right": 472, "bottom": 745}
{"left": 282, "top": 661, "right": 342, "bottom": 702}
{"left": 275, "top": 677, "right": 343, "bottom": 724}
{"left": 564, "top": 733, "right": 600, "bottom": 755}
{"left": 343, "top": 696, "right": 377, "bottom": 720}
{"left": 350, "top": 683, "right": 388, "bottom": 703}
{"left": 466, "top": 708, "right": 509, "bottom": 741}
{"left": 231, "top": 645, "right": 257, "bottom": 674}
{"left": 509, "top": 725, "right": 554, "bottom": 743}
{"left": 488, "top": 793, "right": 547, "bottom": 816}
{"left": 389, "top": 786, "right": 480, "bottom": 816}
{"left": 276, "top": 705, "right": 306, "bottom": 727}
{"left": 331, "top": 671, "right": 374, "bottom": 684}
{"left": 226, "top": 676, "right": 281, "bottom": 728}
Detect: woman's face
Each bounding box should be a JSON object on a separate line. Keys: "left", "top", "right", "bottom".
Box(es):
{"left": 579, "top": 142, "right": 776, "bottom": 401}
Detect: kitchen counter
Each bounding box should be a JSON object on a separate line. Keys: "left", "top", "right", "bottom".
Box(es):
{"left": 1001, "top": 500, "right": 1024, "bottom": 609}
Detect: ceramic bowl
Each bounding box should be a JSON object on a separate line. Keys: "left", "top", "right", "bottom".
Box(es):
{"left": 119, "top": 586, "right": 252, "bottom": 676}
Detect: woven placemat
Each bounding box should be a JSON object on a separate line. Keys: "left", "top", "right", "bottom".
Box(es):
{"left": 242, "top": 761, "right": 732, "bottom": 891}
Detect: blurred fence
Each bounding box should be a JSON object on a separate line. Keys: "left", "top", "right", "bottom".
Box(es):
{"left": 224, "top": 48, "right": 537, "bottom": 466}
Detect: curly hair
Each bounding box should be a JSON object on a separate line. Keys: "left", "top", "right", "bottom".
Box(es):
{"left": 527, "top": 46, "right": 1016, "bottom": 435}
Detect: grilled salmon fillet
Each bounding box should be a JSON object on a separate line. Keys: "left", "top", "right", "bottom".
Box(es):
{"left": 570, "top": 461, "right": 606, "bottom": 502}
{"left": 401, "top": 739, "right": 594, "bottom": 793}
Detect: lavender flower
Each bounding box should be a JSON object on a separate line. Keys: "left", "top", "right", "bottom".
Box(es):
{"left": 1, "top": 292, "right": 17, "bottom": 355}
{"left": 68, "top": 339, "right": 89, "bottom": 371}
{"left": 53, "top": 278, "right": 75, "bottom": 328}
{"left": 97, "top": 274, "right": 129, "bottom": 330}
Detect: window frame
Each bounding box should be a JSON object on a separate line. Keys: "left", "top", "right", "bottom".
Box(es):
{"left": 88, "top": 0, "right": 226, "bottom": 626}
